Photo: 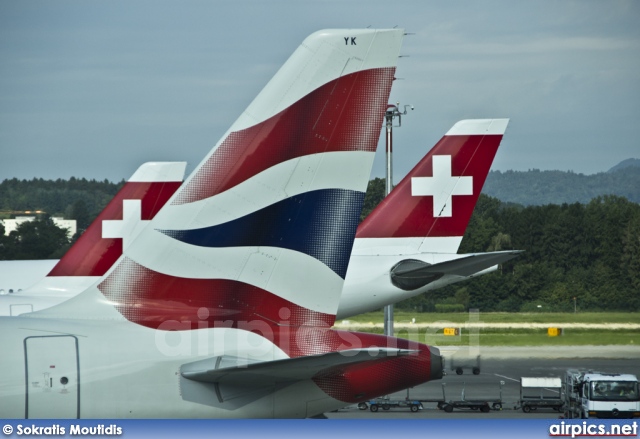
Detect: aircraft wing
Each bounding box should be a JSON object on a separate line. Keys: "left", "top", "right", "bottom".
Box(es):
{"left": 181, "top": 348, "right": 416, "bottom": 385}
{"left": 391, "top": 250, "right": 523, "bottom": 290}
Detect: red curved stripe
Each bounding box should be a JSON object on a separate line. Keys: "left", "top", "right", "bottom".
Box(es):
{"left": 173, "top": 68, "right": 395, "bottom": 205}
{"left": 97, "top": 258, "right": 335, "bottom": 328}
{"left": 312, "top": 333, "right": 434, "bottom": 403}
{"left": 260, "top": 326, "right": 435, "bottom": 403}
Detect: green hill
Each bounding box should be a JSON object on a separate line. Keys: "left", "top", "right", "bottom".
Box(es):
{"left": 483, "top": 166, "right": 640, "bottom": 206}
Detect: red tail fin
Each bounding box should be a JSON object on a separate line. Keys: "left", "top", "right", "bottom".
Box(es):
{"left": 48, "top": 162, "right": 185, "bottom": 277}
{"left": 357, "top": 119, "right": 508, "bottom": 242}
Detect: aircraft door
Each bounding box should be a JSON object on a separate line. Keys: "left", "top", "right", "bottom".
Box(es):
{"left": 24, "top": 335, "right": 80, "bottom": 419}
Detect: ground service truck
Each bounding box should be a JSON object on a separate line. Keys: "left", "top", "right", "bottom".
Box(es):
{"left": 564, "top": 370, "right": 640, "bottom": 419}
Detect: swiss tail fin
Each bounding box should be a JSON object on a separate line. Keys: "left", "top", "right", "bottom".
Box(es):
{"left": 90, "top": 29, "right": 404, "bottom": 328}
{"left": 23, "top": 162, "right": 185, "bottom": 295}
{"left": 356, "top": 119, "right": 509, "bottom": 254}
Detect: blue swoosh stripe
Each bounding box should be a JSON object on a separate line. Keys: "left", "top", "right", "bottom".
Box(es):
{"left": 159, "top": 189, "right": 364, "bottom": 279}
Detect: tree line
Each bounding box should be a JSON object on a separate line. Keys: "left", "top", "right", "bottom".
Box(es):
{"left": 0, "top": 177, "right": 122, "bottom": 230}
{"left": 0, "top": 177, "right": 122, "bottom": 260}
{"left": 401, "top": 193, "right": 640, "bottom": 313}
{"left": 0, "top": 215, "right": 71, "bottom": 260}
{"left": 1, "top": 176, "right": 639, "bottom": 312}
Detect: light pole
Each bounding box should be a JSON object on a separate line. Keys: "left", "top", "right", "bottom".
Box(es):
{"left": 383, "top": 102, "right": 413, "bottom": 337}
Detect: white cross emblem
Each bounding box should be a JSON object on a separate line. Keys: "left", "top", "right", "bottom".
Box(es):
{"left": 411, "top": 155, "right": 473, "bottom": 217}
{"left": 102, "top": 200, "right": 150, "bottom": 250}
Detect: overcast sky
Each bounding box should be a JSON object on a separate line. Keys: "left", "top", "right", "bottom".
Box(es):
{"left": 1, "top": 0, "right": 639, "bottom": 183}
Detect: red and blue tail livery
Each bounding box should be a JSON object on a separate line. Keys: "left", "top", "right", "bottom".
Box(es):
{"left": 99, "top": 29, "right": 400, "bottom": 327}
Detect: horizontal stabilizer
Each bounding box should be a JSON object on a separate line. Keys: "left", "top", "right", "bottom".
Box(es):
{"left": 391, "top": 250, "right": 523, "bottom": 291}
{"left": 181, "top": 348, "right": 416, "bottom": 385}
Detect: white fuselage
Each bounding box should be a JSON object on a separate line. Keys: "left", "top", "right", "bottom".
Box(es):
{"left": 0, "top": 314, "right": 344, "bottom": 419}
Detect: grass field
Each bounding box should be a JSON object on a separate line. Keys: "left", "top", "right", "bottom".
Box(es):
{"left": 339, "top": 311, "right": 640, "bottom": 325}
{"left": 336, "top": 312, "right": 640, "bottom": 346}
{"left": 395, "top": 328, "right": 639, "bottom": 347}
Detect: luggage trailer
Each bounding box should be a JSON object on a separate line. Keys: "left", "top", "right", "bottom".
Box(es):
{"left": 514, "top": 377, "right": 564, "bottom": 413}
{"left": 439, "top": 381, "right": 505, "bottom": 413}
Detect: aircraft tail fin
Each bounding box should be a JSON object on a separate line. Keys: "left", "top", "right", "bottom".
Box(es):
{"left": 21, "top": 162, "right": 185, "bottom": 297}
{"left": 85, "top": 29, "right": 404, "bottom": 328}
{"left": 356, "top": 119, "right": 509, "bottom": 254}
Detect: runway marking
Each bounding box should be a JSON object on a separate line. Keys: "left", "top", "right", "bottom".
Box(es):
{"left": 494, "top": 373, "right": 519, "bottom": 383}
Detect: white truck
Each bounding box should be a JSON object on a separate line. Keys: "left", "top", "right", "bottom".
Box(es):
{"left": 564, "top": 369, "right": 640, "bottom": 419}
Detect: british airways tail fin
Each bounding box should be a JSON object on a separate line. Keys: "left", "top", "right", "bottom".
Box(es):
{"left": 14, "top": 162, "right": 185, "bottom": 300}
{"left": 53, "top": 29, "right": 404, "bottom": 327}
{"left": 356, "top": 119, "right": 509, "bottom": 254}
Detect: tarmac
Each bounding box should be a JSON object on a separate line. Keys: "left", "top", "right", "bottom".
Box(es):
{"left": 441, "top": 344, "right": 640, "bottom": 359}
{"left": 326, "top": 344, "right": 640, "bottom": 419}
